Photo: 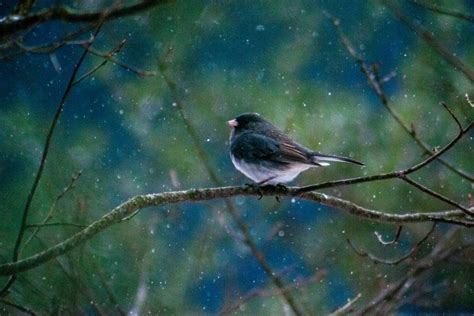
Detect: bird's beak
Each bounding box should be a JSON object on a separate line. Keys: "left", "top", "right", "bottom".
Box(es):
{"left": 227, "top": 119, "right": 238, "bottom": 128}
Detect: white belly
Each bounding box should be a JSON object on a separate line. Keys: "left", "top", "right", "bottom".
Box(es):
{"left": 231, "top": 156, "right": 313, "bottom": 184}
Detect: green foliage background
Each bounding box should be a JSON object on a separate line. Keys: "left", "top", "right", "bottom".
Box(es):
{"left": 0, "top": 0, "right": 473, "bottom": 314}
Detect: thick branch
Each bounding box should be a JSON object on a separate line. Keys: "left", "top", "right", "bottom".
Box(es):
{"left": 0, "top": 0, "right": 173, "bottom": 39}
{"left": 0, "top": 186, "right": 470, "bottom": 277}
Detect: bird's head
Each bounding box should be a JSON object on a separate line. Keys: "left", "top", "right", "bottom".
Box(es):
{"left": 227, "top": 113, "right": 270, "bottom": 134}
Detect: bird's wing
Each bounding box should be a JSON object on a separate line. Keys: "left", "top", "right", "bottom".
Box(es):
{"left": 278, "top": 141, "right": 316, "bottom": 164}
{"left": 232, "top": 133, "right": 317, "bottom": 165}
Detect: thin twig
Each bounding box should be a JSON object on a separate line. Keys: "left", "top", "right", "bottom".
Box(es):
{"left": 382, "top": 0, "right": 474, "bottom": 83}
{"left": 13, "top": 34, "right": 91, "bottom": 54}
{"left": 90, "top": 260, "right": 126, "bottom": 316}
{"left": 220, "top": 270, "right": 327, "bottom": 315}
{"left": 32, "top": 236, "right": 105, "bottom": 314}
{"left": 347, "top": 223, "right": 436, "bottom": 265}
{"left": 22, "top": 171, "right": 82, "bottom": 255}
{"left": 0, "top": 25, "right": 93, "bottom": 60}
{"left": 465, "top": 93, "right": 474, "bottom": 108}
{"left": 399, "top": 175, "right": 473, "bottom": 216}
{"left": 440, "top": 103, "right": 463, "bottom": 131}
{"left": 26, "top": 222, "right": 86, "bottom": 229}
{"left": 0, "top": 298, "right": 36, "bottom": 315}
{"left": 353, "top": 227, "right": 461, "bottom": 315}
{"left": 329, "top": 293, "right": 362, "bottom": 316}
{"left": 374, "top": 226, "right": 402, "bottom": 246}
{"left": 84, "top": 45, "right": 157, "bottom": 77}
{"left": 73, "top": 40, "right": 127, "bottom": 85}
{"left": 297, "top": 119, "right": 473, "bottom": 194}
{"left": 0, "top": 21, "right": 101, "bottom": 297}
{"left": 408, "top": 0, "right": 474, "bottom": 23}
{"left": 326, "top": 12, "right": 474, "bottom": 182}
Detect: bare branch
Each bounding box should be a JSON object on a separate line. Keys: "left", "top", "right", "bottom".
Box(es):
{"left": 0, "top": 26, "right": 93, "bottom": 60}
{"left": 354, "top": 227, "right": 462, "bottom": 315}
{"left": 90, "top": 260, "right": 126, "bottom": 315}
{"left": 84, "top": 45, "right": 157, "bottom": 78}
{"left": 400, "top": 175, "right": 473, "bottom": 216}
{"left": 0, "top": 0, "right": 173, "bottom": 39}
{"left": 26, "top": 223, "right": 86, "bottom": 229}
{"left": 22, "top": 171, "right": 82, "bottom": 252}
{"left": 466, "top": 93, "right": 474, "bottom": 108}
{"left": 0, "top": 187, "right": 470, "bottom": 277}
{"left": 298, "top": 120, "right": 473, "bottom": 193}
{"left": 382, "top": 0, "right": 474, "bottom": 83}
{"left": 73, "top": 40, "right": 127, "bottom": 85}
{"left": 440, "top": 102, "right": 463, "bottom": 132}
{"left": 220, "top": 270, "right": 327, "bottom": 315}
{"left": 326, "top": 12, "right": 474, "bottom": 182}
{"left": 15, "top": 33, "right": 90, "bottom": 54}
{"left": 0, "top": 22, "right": 101, "bottom": 297}
{"left": 408, "top": 0, "right": 474, "bottom": 23}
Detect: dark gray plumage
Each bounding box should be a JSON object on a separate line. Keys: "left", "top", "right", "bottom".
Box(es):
{"left": 228, "top": 113, "right": 363, "bottom": 184}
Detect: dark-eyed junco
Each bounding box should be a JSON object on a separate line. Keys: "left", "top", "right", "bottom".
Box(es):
{"left": 228, "top": 113, "right": 363, "bottom": 185}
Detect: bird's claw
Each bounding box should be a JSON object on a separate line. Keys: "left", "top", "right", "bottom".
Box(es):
{"left": 275, "top": 183, "right": 288, "bottom": 202}
{"left": 245, "top": 183, "right": 264, "bottom": 200}
{"left": 270, "top": 183, "right": 288, "bottom": 202}
{"left": 275, "top": 183, "right": 289, "bottom": 192}
{"left": 244, "top": 183, "right": 288, "bottom": 201}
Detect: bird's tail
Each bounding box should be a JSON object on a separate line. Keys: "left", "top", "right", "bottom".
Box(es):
{"left": 311, "top": 152, "right": 364, "bottom": 167}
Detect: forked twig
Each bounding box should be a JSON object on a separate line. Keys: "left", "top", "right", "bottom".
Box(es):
{"left": 382, "top": 0, "right": 474, "bottom": 83}
{"left": 347, "top": 223, "right": 436, "bottom": 265}
{"left": 22, "top": 171, "right": 82, "bottom": 252}
{"left": 325, "top": 11, "right": 474, "bottom": 182}
{"left": 84, "top": 45, "right": 157, "bottom": 78}
{"left": 298, "top": 115, "right": 473, "bottom": 217}
{"left": 0, "top": 21, "right": 102, "bottom": 297}
{"left": 73, "top": 40, "right": 127, "bottom": 85}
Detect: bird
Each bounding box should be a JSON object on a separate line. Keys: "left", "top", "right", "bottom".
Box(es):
{"left": 228, "top": 113, "right": 364, "bottom": 185}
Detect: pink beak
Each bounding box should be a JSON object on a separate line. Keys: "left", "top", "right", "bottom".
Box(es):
{"left": 227, "top": 119, "right": 238, "bottom": 128}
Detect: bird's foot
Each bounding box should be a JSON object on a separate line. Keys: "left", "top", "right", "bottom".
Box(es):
{"left": 244, "top": 183, "right": 264, "bottom": 200}
{"left": 274, "top": 183, "right": 288, "bottom": 202}
{"left": 275, "top": 183, "right": 289, "bottom": 192}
